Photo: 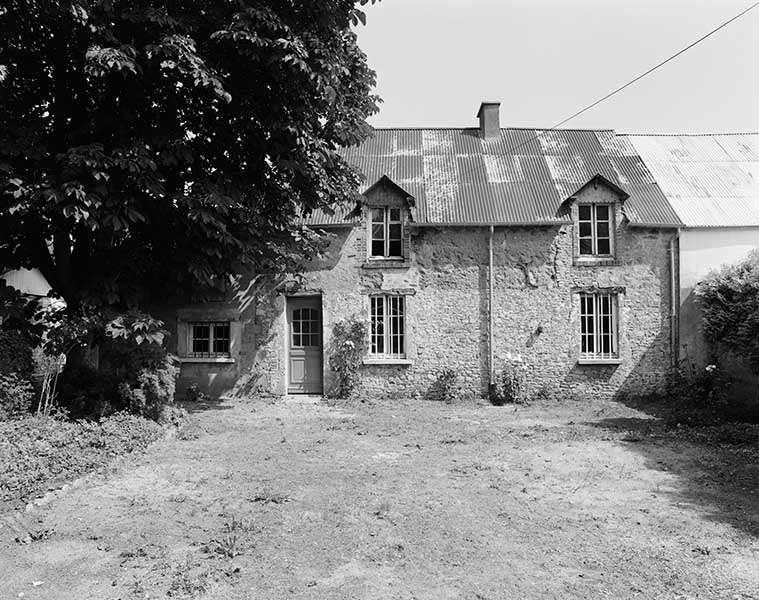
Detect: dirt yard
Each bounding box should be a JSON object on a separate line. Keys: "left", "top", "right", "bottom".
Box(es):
{"left": 1, "top": 395, "right": 758, "bottom": 599}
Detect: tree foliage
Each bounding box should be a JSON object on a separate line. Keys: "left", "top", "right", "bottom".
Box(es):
{"left": 695, "top": 249, "right": 759, "bottom": 374}
{"left": 0, "top": 0, "right": 380, "bottom": 309}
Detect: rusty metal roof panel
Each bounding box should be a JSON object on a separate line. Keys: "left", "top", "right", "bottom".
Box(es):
{"left": 333, "top": 128, "right": 681, "bottom": 226}
{"left": 627, "top": 134, "right": 759, "bottom": 227}
{"left": 306, "top": 204, "right": 359, "bottom": 226}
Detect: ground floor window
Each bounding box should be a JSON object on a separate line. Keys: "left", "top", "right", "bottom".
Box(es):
{"left": 369, "top": 295, "right": 405, "bottom": 358}
{"left": 189, "top": 321, "right": 231, "bottom": 358}
{"left": 580, "top": 293, "right": 618, "bottom": 360}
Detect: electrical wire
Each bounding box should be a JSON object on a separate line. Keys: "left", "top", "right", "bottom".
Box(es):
{"left": 486, "top": 0, "right": 759, "bottom": 156}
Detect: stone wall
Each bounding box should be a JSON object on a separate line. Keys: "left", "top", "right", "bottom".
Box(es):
{"left": 167, "top": 186, "right": 676, "bottom": 400}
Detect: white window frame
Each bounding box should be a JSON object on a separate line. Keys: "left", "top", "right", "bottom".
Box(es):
{"left": 368, "top": 206, "right": 404, "bottom": 259}
{"left": 578, "top": 203, "right": 613, "bottom": 257}
{"left": 579, "top": 293, "right": 619, "bottom": 362}
{"left": 188, "top": 321, "right": 231, "bottom": 358}
{"left": 369, "top": 295, "right": 406, "bottom": 359}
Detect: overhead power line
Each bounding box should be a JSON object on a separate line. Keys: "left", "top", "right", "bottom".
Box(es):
{"left": 549, "top": 0, "right": 759, "bottom": 132}
{"left": 469, "top": 0, "right": 759, "bottom": 162}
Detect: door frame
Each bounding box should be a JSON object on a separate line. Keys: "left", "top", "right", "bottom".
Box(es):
{"left": 285, "top": 295, "right": 324, "bottom": 395}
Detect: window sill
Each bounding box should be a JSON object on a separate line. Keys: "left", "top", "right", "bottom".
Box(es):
{"left": 178, "top": 357, "right": 236, "bottom": 364}
{"left": 363, "top": 358, "right": 413, "bottom": 366}
{"left": 577, "top": 358, "right": 622, "bottom": 365}
{"left": 574, "top": 257, "right": 618, "bottom": 267}
{"left": 362, "top": 259, "right": 410, "bottom": 270}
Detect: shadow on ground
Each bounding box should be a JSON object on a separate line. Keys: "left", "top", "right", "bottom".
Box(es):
{"left": 588, "top": 396, "right": 759, "bottom": 539}
{"left": 176, "top": 397, "right": 237, "bottom": 414}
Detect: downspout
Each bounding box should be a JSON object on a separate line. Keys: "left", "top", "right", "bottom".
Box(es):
{"left": 669, "top": 229, "right": 680, "bottom": 369}
{"left": 489, "top": 225, "right": 495, "bottom": 388}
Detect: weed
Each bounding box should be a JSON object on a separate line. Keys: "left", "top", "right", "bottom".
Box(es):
{"left": 437, "top": 368, "right": 460, "bottom": 404}
{"left": 205, "top": 533, "right": 243, "bottom": 558}
{"left": 168, "top": 558, "right": 212, "bottom": 597}
{"left": 251, "top": 492, "right": 291, "bottom": 504}
{"left": 490, "top": 354, "right": 529, "bottom": 405}
{"left": 374, "top": 499, "right": 392, "bottom": 519}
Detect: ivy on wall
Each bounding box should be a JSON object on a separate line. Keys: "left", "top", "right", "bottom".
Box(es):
{"left": 327, "top": 316, "right": 368, "bottom": 399}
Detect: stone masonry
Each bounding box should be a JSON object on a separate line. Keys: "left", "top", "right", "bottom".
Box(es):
{"left": 167, "top": 177, "right": 676, "bottom": 401}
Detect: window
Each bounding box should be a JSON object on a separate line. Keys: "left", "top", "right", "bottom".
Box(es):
{"left": 369, "top": 295, "right": 405, "bottom": 358}
{"left": 189, "top": 321, "right": 230, "bottom": 358}
{"left": 578, "top": 204, "right": 612, "bottom": 256}
{"left": 291, "top": 307, "right": 320, "bottom": 348}
{"left": 370, "top": 207, "right": 403, "bottom": 258}
{"left": 580, "top": 293, "right": 618, "bottom": 361}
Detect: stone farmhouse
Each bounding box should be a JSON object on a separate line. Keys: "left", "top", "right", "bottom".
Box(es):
{"left": 164, "top": 102, "right": 687, "bottom": 400}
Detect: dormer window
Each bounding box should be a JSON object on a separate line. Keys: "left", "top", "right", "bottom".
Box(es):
{"left": 578, "top": 204, "right": 613, "bottom": 256}
{"left": 370, "top": 207, "right": 403, "bottom": 258}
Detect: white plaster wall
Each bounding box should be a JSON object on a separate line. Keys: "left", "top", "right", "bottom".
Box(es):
{"left": 679, "top": 227, "right": 759, "bottom": 365}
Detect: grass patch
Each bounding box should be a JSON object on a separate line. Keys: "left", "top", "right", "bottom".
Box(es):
{"left": 0, "top": 412, "right": 164, "bottom": 508}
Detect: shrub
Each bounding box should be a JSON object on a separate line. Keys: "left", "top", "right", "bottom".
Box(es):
{"left": 56, "top": 344, "right": 178, "bottom": 421}
{"left": 0, "top": 373, "right": 34, "bottom": 419}
{"left": 490, "top": 354, "right": 528, "bottom": 405}
{"left": 117, "top": 357, "right": 178, "bottom": 421}
{"left": 437, "top": 368, "right": 460, "bottom": 404}
{"left": 0, "top": 330, "right": 37, "bottom": 420}
{"left": 327, "top": 316, "right": 368, "bottom": 399}
{"left": 56, "top": 363, "right": 116, "bottom": 418}
{"left": 696, "top": 249, "right": 759, "bottom": 374}
{"left": 0, "top": 330, "right": 34, "bottom": 378}
{"left": 668, "top": 359, "right": 730, "bottom": 424}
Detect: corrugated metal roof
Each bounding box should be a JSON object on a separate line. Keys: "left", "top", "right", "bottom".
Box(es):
{"left": 626, "top": 133, "right": 759, "bottom": 227}
{"left": 308, "top": 127, "right": 681, "bottom": 227}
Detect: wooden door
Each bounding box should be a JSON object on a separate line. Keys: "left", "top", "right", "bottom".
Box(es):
{"left": 287, "top": 297, "right": 323, "bottom": 394}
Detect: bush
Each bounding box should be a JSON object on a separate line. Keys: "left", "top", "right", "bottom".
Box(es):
{"left": 117, "top": 357, "right": 179, "bottom": 421}
{"left": 56, "top": 342, "right": 178, "bottom": 421}
{"left": 668, "top": 360, "right": 730, "bottom": 424}
{"left": 696, "top": 249, "right": 759, "bottom": 374}
{"left": 0, "top": 373, "right": 35, "bottom": 419}
{"left": 0, "top": 330, "right": 34, "bottom": 378}
{"left": 56, "top": 363, "right": 116, "bottom": 418}
{"left": 490, "top": 354, "right": 528, "bottom": 406}
{"left": 0, "top": 330, "right": 36, "bottom": 420}
{"left": 327, "top": 316, "right": 368, "bottom": 399}
{"left": 437, "top": 368, "right": 460, "bottom": 404}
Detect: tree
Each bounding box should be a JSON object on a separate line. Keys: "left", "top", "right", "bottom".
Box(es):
{"left": 0, "top": 0, "right": 380, "bottom": 313}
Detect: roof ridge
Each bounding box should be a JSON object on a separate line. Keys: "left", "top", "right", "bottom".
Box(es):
{"left": 367, "top": 126, "right": 617, "bottom": 133}
{"left": 622, "top": 132, "right": 759, "bottom": 137}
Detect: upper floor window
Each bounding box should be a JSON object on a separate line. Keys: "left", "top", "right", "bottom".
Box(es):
{"left": 189, "top": 321, "right": 230, "bottom": 358}
{"left": 370, "top": 207, "right": 403, "bottom": 258}
{"left": 578, "top": 204, "right": 612, "bottom": 256}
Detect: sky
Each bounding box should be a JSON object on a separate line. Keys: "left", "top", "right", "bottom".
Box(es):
{"left": 354, "top": 0, "right": 759, "bottom": 133}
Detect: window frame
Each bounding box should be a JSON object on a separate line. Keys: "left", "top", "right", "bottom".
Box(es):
{"left": 188, "top": 321, "right": 231, "bottom": 358}
{"left": 368, "top": 206, "right": 404, "bottom": 259}
{"left": 579, "top": 292, "right": 620, "bottom": 363}
{"left": 577, "top": 203, "right": 614, "bottom": 258}
{"left": 368, "top": 294, "right": 406, "bottom": 359}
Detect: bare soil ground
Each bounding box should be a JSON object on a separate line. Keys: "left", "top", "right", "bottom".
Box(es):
{"left": 1, "top": 395, "right": 758, "bottom": 600}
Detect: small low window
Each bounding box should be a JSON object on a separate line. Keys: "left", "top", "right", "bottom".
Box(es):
{"left": 369, "top": 295, "right": 405, "bottom": 358}
{"left": 370, "top": 207, "right": 403, "bottom": 258}
{"left": 580, "top": 293, "right": 618, "bottom": 360}
{"left": 578, "top": 204, "right": 612, "bottom": 256}
{"left": 189, "top": 321, "right": 230, "bottom": 358}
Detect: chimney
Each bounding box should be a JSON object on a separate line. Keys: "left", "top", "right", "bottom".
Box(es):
{"left": 477, "top": 101, "right": 501, "bottom": 140}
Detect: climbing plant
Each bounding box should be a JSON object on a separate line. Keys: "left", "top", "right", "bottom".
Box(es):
{"left": 327, "top": 316, "right": 368, "bottom": 399}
